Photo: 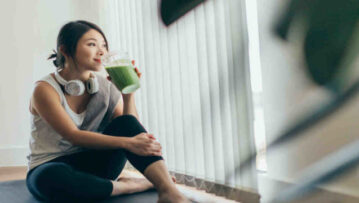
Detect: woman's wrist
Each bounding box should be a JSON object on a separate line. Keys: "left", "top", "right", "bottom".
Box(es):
{"left": 122, "top": 92, "right": 135, "bottom": 97}
{"left": 122, "top": 93, "right": 135, "bottom": 102}
{"left": 122, "top": 93, "right": 139, "bottom": 119}
{"left": 117, "top": 136, "right": 132, "bottom": 150}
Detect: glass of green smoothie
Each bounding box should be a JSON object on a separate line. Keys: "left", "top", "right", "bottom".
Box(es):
{"left": 102, "top": 51, "right": 140, "bottom": 94}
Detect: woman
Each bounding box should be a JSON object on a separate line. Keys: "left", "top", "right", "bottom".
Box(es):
{"left": 26, "top": 20, "right": 188, "bottom": 203}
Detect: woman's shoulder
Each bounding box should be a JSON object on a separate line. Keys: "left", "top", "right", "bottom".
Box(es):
{"left": 32, "top": 73, "right": 61, "bottom": 99}
{"left": 30, "top": 74, "right": 61, "bottom": 116}
{"left": 33, "top": 73, "right": 54, "bottom": 86}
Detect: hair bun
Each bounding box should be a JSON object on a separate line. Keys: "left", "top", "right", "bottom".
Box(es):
{"left": 52, "top": 59, "right": 59, "bottom": 67}
{"left": 48, "top": 50, "right": 59, "bottom": 67}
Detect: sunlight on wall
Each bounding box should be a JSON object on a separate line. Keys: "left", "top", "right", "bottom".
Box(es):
{"left": 245, "top": 0, "right": 267, "bottom": 172}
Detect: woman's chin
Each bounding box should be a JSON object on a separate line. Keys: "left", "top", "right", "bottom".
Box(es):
{"left": 90, "top": 65, "right": 103, "bottom": 72}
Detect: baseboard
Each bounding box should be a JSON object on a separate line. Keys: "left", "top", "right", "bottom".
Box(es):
{"left": 0, "top": 146, "right": 29, "bottom": 167}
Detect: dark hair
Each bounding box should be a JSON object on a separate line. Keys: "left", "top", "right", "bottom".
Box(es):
{"left": 48, "top": 20, "right": 109, "bottom": 68}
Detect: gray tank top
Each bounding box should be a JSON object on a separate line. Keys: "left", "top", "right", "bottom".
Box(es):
{"left": 27, "top": 73, "right": 121, "bottom": 171}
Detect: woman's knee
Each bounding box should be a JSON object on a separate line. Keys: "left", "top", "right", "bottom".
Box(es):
{"left": 34, "top": 163, "right": 72, "bottom": 186}
{"left": 104, "top": 114, "right": 147, "bottom": 137}
{"left": 28, "top": 162, "right": 72, "bottom": 199}
{"left": 112, "top": 114, "right": 138, "bottom": 124}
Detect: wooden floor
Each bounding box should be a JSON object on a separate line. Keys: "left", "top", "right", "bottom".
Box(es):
{"left": 0, "top": 166, "right": 27, "bottom": 182}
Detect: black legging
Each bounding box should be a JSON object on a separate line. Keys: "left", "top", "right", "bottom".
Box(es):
{"left": 26, "top": 115, "right": 163, "bottom": 202}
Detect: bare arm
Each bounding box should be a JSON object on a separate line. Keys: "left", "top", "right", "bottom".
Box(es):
{"left": 111, "top": 98, "right": 123, "bottom": 120}
{"left": 111, "top": 94, "right": 139, "bottom": 120}
{"left": 32, "top": 82, "right": 130, "bottom": 150}
{"left": 110, "top": 60, "right": 140, "bottom": 120}
{"left": 32, "top": 81, "right": 161, "bottom": 155}
{"left": 121, "top": 93, "right": 139, "bottom": 120}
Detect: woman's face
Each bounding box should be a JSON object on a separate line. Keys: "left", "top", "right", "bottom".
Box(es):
{"left": 74, "top": 29, "right": 108, "bottom": 72}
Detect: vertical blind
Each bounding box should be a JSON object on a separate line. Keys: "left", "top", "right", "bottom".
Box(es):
{"left": 99, "top": 0, "right": 257, "bottom": 196}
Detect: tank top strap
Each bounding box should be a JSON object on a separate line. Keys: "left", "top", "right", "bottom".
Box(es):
{"left": 38, "top": 74, "right": 65, "bottom": 104}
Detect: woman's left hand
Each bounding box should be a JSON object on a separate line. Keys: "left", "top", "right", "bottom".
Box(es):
{"left": 106, "top": 60, "right": 142, "bottom": 81}
{"left": 121, "top": 60, "right": 141, "bottom": 97}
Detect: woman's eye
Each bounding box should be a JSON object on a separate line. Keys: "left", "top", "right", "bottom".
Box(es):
{"left": 88, "top": 43, "right": 96, "bottom": 46}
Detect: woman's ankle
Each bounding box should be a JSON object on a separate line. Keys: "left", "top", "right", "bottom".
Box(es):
{"left": 110, "top": 180, "right": 135, "bottom": 196}
{"left": 158, "top": 184, "right": 181, "bottom": 195}
{"left": 111, "top": 177, "right": 154, "bottom": 196}
{"left": 110, "top": 181, "right": 121, "bottom": 196}
{"left": 158, "top": 189, "right": 189, "bottom": 203}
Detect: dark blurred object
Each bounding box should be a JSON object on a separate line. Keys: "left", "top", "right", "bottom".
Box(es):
{"left": 229, "top": 0, "right": 359, "bottom": 202}
{"left": 270, "top": 0, "right": 359, "bottom": 201}
{"left": 275, "top": 0, "right": 359, "bottom": 89}
{"left": 160, "top": 0, "right": 206, "bottom": 26}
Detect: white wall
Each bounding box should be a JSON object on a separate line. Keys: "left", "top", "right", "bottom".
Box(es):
{"left": 0, "top": 0, "right": 102, "bottom": 166}
{"left": 257, "top": 0, "right": 359, "bottom": 200}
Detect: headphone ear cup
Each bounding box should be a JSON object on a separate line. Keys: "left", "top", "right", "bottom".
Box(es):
{"left": 65, "top": 80, "right": 85, "bottom": 96}
{"left": 86, "top": 76, "right": 99, "bottom": 94}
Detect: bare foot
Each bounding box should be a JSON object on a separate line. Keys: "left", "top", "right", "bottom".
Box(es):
{"left": 111, "top": 177, "right": 154, "bottom": 196}
{"left": 158, "top": 189, "right": 190, "bottom": 203}
{"left": 119, "top": 176, "right": 154, "bottom": 191}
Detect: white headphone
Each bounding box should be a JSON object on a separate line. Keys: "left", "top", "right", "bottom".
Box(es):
{"left": 54, "top": 70, "right": 99, "bottom": 96}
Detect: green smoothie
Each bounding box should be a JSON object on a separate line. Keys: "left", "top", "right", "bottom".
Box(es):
{"left": 105, "top": 65, "right": 140, "bottom": 94}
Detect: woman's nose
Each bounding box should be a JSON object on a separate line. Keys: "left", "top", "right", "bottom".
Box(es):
{"left": 98, "top": 48, "right": 104, "bottom": 56}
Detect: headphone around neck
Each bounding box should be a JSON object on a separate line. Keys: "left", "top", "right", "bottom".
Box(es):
{"left": 54, "top": 70, "right": 99, "bottom": 96}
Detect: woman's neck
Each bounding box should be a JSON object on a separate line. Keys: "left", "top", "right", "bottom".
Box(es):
{"left": 60, "top": 63, "right": 91, "bottom": 82}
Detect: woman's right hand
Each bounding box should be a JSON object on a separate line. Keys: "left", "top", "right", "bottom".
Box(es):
{"left": 126, "top": 133, "right": 162, "bottom": 156}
